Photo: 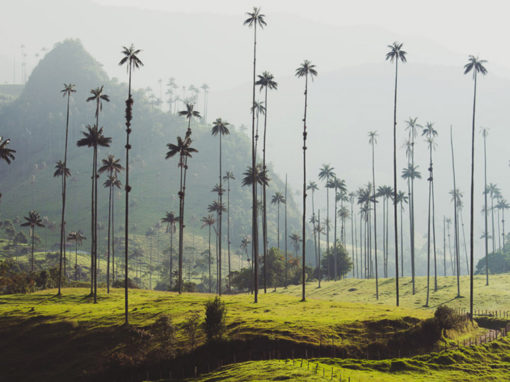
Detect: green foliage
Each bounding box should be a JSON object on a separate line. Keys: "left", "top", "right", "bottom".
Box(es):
{"left": 0, "top": 260, "right": 62, "bottom": 294}
{"left": 476, "top": 251, "right": 510, "bottom": 275}
{"left": 320, "top": 242, "right": 353, "bottom": 279}
{"left": 204, "top": 296, "right": 227, "bottom": 342}
{"left": 434, "top": 305, "right": 466, "bottom": 330}
{"left": 183, "top": 312, "right": 200, "bottom": 350}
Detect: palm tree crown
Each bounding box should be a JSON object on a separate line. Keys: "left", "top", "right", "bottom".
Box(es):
{"left": 119, "top": 44, "right": 144, "bottom": 71}
{"left": 295, "top": 60, "right": 318, "bottom": 79}
{"left": 211, "top": 118, "right": 230, "bottom": 136}
{"left": 256, "top": 71, "right": 278, "bottom": 92}
{"left": 21, "top": 210, "right": 45, "bottom": 229}
{"left": 53, "top": 160, "right": 71, "bottom": 178}
{"left": 385, "top": 42, "right": 407, "bottom": 63}
{"left": 0, "top": 137, "right": 15, "bottom": 164}
{"left": 98, "top": 154, "right": 124, "bottom": 175}
{"left": 241, "top": 165, "right": 269, "bottom": 187}
{"left": 76, "top": 125, "right": 112, "bottom": 149}
{"left": 464, "top": 56, "right": 488, "bottom": 78}
{"left": 86, "top": 86, "right": 110, "bottom": 118}
{"left": 61, "top": 83, "right": 76, "bottom": 97}
{"left": 243, "top": 7, "right": 267, "bottom": 28}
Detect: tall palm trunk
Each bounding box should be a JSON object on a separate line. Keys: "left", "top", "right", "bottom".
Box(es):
{"left": 443, "top": 216, "right": 447, "bottom": 277}
{"left": 250, "top": 21, "right": 259, "bottom": 303}
{"left": 124, "top": 63, "right": 133, "bottom": 324}
{"left": 93, "top": 144, "right": 98, "bottom": 304}
{"left": 227, "top": 177, "right": 231, "bottom": 292}
{"left": 491, "top": 194, "right": 496, "bottom": 253}
{"left": 426, "top": 153, "right": 432, "bottom": 306}
{"left": 431, "top": 169, "right": 438, "bottom": 291}
{"left": 169, "top": 228, "right": 173, "bottom": 289}
{"left": 333, "top": 189, "right": 338, "bottom": 281}
{"left": 410, "top": 139, "right": 416, "bottom": 295}
{"left": 317, "top": 210, "right": 321, "bottom": 288}
{"left": 450, "top": 127, "right": 461, "bottom": 298}
{"left": 382, "top": 195, "right": 386, "bottom": 277}
{"left": 90, "top": 154, "right": 95, "bottom": 295}
{"left": 400, "top": 199, "right": 404, "bottom": 277}
{"left": 262, "top": 85, "right": 269, "bottom": 294}
{"left": 371, "top": 141, "right": 379, "bottom": 299}
{"left": 284, "top": 174, "right": 288, "bottom": 288}
{"left": 277, "top": 202, "right": 280, "bottom": 250}
{"left": 208, "top": 225, "right": 212, "bottom": 293}
{"left": 218, "top": 133, "right": 223, "bottom": 295}
{"left": 469, "top": 71, "right": 478, "bottom": 320}
{"left": 106, "top": 181, "right": 112, "bottom": 293}
{"left": 75, "top": 242, "right": 78, "bottom": 281}
{"left": 57, "top": 91, "right": 71, "bottom": 296}
{"left": 392, "top": 58, "right": 400, "bottom": 306}
{"left": 301, "top": 73, "right": 309, "bottom": 302}
{"left": 30, "top": 227, "right": 35, "bottom": 272}
{"left": 112, "top": 189, "right": 115, "bottom": 281}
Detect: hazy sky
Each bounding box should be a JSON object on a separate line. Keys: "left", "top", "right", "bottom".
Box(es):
{"left": 92, "top": 0, "right": 510, "bottom": 76}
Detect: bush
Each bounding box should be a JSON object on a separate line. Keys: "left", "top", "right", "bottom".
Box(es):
{"left": 112, "top": 278, "right": 139, "bottom": 289}
{"left": 204, "top": 297, "right": 227, "bottom": 342}
{"left": 434, "top": 305, "right": 465, "bottom": 330}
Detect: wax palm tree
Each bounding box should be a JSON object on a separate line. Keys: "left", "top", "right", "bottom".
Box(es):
{"left": 223, "top": 170, "right": 235, "bottom": 291}
{"left": 56, "top": 83, "right": 76, "bottom": 296}
{"left": 396, "top": 190, "right": 408, "bottom": 277}
{"left": 21, "top": 210, "right": 45, "bottom": 272}
{"left": 119, "top": 44, "right": 143, "bottom": 325}
{"left": 244, "top": 6, "right": 266, "bottom": 304}
{"left": 486, "top": 183, "right": 499, "bottom": 253}
{"left": 208, "top": 200, "right": 226, "bottom": 294}
{"left": 328, "top": 177, "right": 346, "bottom": 281}
{"left": 99, "top": 155, "right": 123, "bottom": 293}
{"left": 307, "top": 181, "right": 319, "bottom": 265}
{"left": 0, "top": 137, "right": 15, "bottom": 164}
{"left": 481, "top": 128, "right": 489, "bottom": 285}
{"left": 255, "top": 71, "right": 277, "bottom": 294}
{"left": 386, "top": 41, "right": 407, "bottom": 306}
{"left": 103, "top": 175, "right": 121, "bottom": 281}
{"left": 295, "top": 59, "right": 317, "bottom": 301}
{"left": 67, "top": 231, "right": 86, "bottom": 281}
{"left": 76, "top": 124, "right": 111, "bottom": 302}
{"left": 53, "top": 160, "right": 71, "bottom": 280}
{"left": 289, "top": 233, "right": 301, "bottom": 260}
{"left": 241, "top": 164, "right": 269, "bottom": 187}
{"left": 166, "top": 128, "right": 198, "bottom": 295}
{"left": 464, "top": 55, "right": 488, "bottom": 320}
{"left": 368, "top": 130, "right": 379, "bottom": 298}
{"left": 271, "top": 192, "right": 286, "bottom": 250}
{"left": 161, "top": 211, "right": 178, "bottom": 289}
{"left": 318, "top": 165, "right": 335, "bottom": 257}
{"left": 211, "top": 118, "right": 230, "bottom": 294}
{"left": 201, "top": 215, "right": 215, "bottom": 293}
{"left": 497, "top": 199, "right": 510, "bottom": 249}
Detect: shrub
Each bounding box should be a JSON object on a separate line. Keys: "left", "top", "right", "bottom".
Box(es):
{"left": 434, "top": 305, "right": 465, "bottom": 330}
{"left": 112, "top": 278, "right": 139, "bottom": 289}
{"left": 204, "top": 297, "right": 227, "bottom": 342}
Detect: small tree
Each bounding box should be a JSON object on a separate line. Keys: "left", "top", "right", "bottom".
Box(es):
{"left": 204, "top": 296, "right": 227, "bottom": 342}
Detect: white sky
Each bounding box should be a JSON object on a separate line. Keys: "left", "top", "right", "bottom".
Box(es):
{"left": 92, "top": 0, "right": 510, "bottom": 75}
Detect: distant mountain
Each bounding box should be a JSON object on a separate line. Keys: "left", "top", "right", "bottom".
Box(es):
{"left": 0, "top": 39, "right": 301, "bottom": 256}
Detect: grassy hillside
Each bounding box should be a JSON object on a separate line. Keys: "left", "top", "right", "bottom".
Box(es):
{"left": 0, "top": 288, "right": 465, "bottom": 381}
{"left": 276, "top": 273, "right": 510, "bottom": 312}
{"left": 186, "top": 338, "right": 510, "bottom": 382}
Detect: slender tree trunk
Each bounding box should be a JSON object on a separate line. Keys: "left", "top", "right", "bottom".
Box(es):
{"left": 318, "top": 210, "right": 321, "bottom": 288}
{"left": 227, "top": 177, "right": 231, "bottom": 292}
{"left": 90, "top": 154, "right": 94, "bottom": 296}
{"left": 112, "top": 188, "right": 115, "bottom": 282}
{"left": 443, "top": 216, "right": 447, "bottom": 277}
{"left": 351, "top": 200, "right": 355, "bottom": 278}
{"left": 301, "top": 73, "right": 309, "bottom": 302}
{"left": 262, "top": 86, "right": 268, "bottom": 294}
{"left": 426, "top": 152, "right": 432, "bottom": 306}
{"left": 277, "top": 203, "right": 280, "bottom": 250}
{"left": 106, "top": 182, "right": 112, "bottom": 293}
{"left": 400, "top": 201, "right": 404, "bottom": 277}
{"left": 334, "top": 189, "right": 338, "bottom": 281}
{"left": 75, "top": 242, "right": 78, "bottom": 281}
{"left": 250, "top": 24, "right": 259, "bottom": 303}
{"left": 57, "top": 93, "right": 71, "bottom": 296}
{"left": 432, "top": 170, "right": 438, "bottom": 291}
{"left": 93, "top": 145, "right": 98, "bottom": 304}
{"left": 284, "top": 174, "right": 288, "bottom": 288}
{"left": 208, "top": 225, "right": 212, "bottom": 293}
{"left": 124, "top": 63, "right": 133, "bottom": 325}
{"left": 169, "top": 228, "right": 173, "bottom": 289}
{"left": 491, "top": 195, "right": 496, "bottom": 254}
{"left": 31, "top": 227, "right": 35, "bottom": 272}
{"left": 218, "top": 133, "right": 223, "bottom": 295}
{"left": 392, "top": 59, "right": 400, "bottom": 306}
{"left": 371, "top": 141, "right": 379, "bottom": 299}
{"left": 469, "top": 73, "right": 478, "bottom": 320}
{"left": 451, "top": 126, "right": 461, "bottom": 298}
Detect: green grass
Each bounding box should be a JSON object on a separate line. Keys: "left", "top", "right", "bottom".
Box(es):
{"left": 186, "top": 337, "right": 510, "bottom": 381}
{"left": 0, "top": 288, "right": 431, "bottom": 345}
{"left": 276, "top": 273, "right": 510, "bottom": 312}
